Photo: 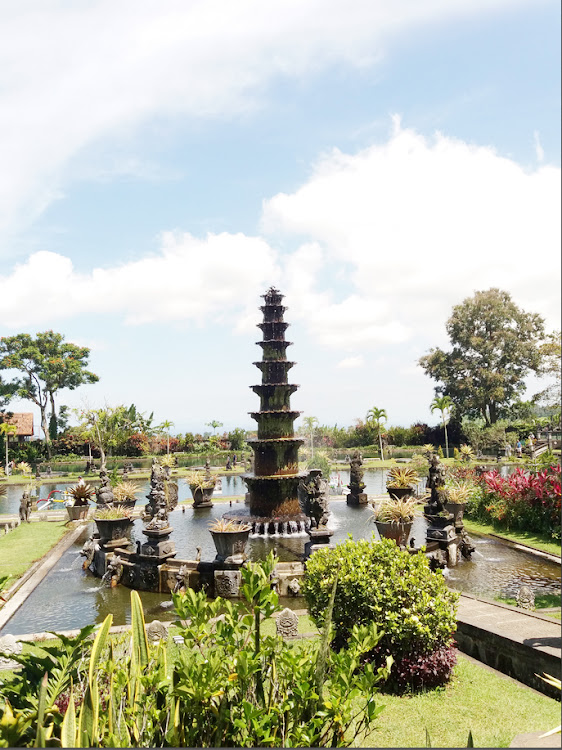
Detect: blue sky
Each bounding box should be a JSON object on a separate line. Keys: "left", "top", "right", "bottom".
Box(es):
{"left": 0, "top": 0, "right": 560, "bottom": 437}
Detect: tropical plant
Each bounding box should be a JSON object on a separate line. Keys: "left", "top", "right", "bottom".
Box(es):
{"left": 208, "top": 518, "right": 251, "bottom": 533}
{"left": 537, "top": 673, "right": 561, "bottom": 738}
{"left": 366, "top": 407, "right": 387, "bottom": 460}
{"left": 205, "top": 420, "right": 223, "bottom": 435}
{"left": 386, "top": 465, "right": 420, "bottom": 488}
{"left": 422, "top": 443, "right": 435, "bottom": 457}
{"left": 15, "top": 461, "right": 32, "bottom": 475}
{"left": 302, "top": 537, "right": 459, "bottom": 692}
{"left": 93, "top": 506, "right": 133, "bottom": 520}
{"left": 112, "top": 481, "right": 140, "bottom": 503}
{"left": 302, "top": 415, "right": 319, "bottom": 459}
{"left": 158, "top": 419, "right": 175, "bottom": 454}
{"left": 430, "top": 395, "right": 453, "bottom": 458}
{"left": 372, "top": 496, "right": 418, "bottom": 523}
{"left": 67, "top": 483, "right": 94, "bottom": 506}
{"left": 443, "top": 477, "right": 475, "bottom": 504}
{"left": 459, "top": 444, "right": 475, "bottom": 462}
{"left": 159, "top": 453, "right": 176, "bottom": 468}
{"left": 0, "top": 421, "right": 17, "bottom": 474}
{"left": 0, "top": 557, "right": 392, "bottom": 747}
{"left": 185, "top": 470, "right": 216, "bottom": 490}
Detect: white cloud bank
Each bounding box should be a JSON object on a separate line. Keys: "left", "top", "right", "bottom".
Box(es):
{"left": 0, "top": 0, "right": 534, "bottom": 245}
{"left": 0, "top": 122, "right": 558, "bottom": 351}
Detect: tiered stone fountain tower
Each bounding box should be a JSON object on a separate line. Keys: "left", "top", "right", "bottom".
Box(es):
{"left": 226, "top": 287, "right": 308, "bottom": 534}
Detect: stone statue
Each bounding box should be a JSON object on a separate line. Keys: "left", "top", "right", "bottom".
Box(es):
{"left": 173, "top": 564, "right": 190, "bottom": 593}
{"left": 298, "top": 470, "right": 329, "bottom": 528}
{"left": 276, "top": 608, "right": 299, "bottom": 639}
{"left": 516, "top": 585, "right": 535, "bottom": 610}
{"left": 146, "top": 506, "right": 169, "bottom": 531}
{"left": 425, "top": 454, "right": 446, "bottom": 514}
{"left": 96, "top": 467, "right": 114, "bottom": 506}
{"left": 18, "top": 491, "right": 31, "bottom": 523}
{"left": 146, "top": 620, "right": 168, "bottom": 642}
{"left": 347, "top": 451, "right": 367, "bottom": 505}
{"left": 144, "top": 459, "right": 167, "bottom": 520}
{"left": 102, "top": 555, "right": 123, "bottom": 586}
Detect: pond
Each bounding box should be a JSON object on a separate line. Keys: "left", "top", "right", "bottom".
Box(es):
{"left": 1, "top": 495, "right": 559, "bottom": 637}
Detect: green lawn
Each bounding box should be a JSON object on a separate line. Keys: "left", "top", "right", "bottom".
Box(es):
{"left": 462, "top": 518, "right": 561, "bottom": 557}
{"left": 363, "top": 655, "right": 561, "bottom": 748}
{"left": 0, "top": 521, "right": 68, "bottom": 585}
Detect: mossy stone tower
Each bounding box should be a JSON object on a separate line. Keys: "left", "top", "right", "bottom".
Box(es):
{"left": 244, "top": 287, "right": 306, "bottom": 521}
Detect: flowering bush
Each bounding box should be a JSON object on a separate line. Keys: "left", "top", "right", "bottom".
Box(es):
{"left": 462, "top": 464, "right": 561, "bottom": 541}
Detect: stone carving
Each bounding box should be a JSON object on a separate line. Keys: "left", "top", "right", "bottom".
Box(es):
{"left": 173, "top": 564, "right": 190, "bottom": 593}
{"left": 0, "top": 634, "right": 22, "bottom": 671}
{"left": 347, "top": 451, "right": 368, "bottom": 505}
{"left": 146, "top": 619, "right": 168, "bottom": 642}
{"left": 19, "top": 491, "right": 31, "bottom": 523}
{"left": 276, "top": 608, "right": 299, "bottom": 639}
{"left": 102, "top": 555, "right": 123, "bottom": 586}
{"left": 144, "top": 459, "right": 168, "bottom": 523}
{"left": 425, "top": 454, "right": 446, "bottom": 515}
{"left": 96, "top": 467, "right": 114, "bottom": 506}
{"left": 287, "top": 577, "right": 301, "bottom": 596}
{"left": 516, "top": 585, "right": 535, "bottom": 610}
{"left": 459, "top": 529, "right": 475, "bottom": 559}
{"left": 214, "top": 570, "right": 241, "bottom": 598}
{"left": 298, "top": 470, "right": 330, "bottom": 528}
{"left": 80, "top": 537, "right": 98, "bottom": 569}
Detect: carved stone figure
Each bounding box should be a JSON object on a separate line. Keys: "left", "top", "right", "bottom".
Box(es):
{"left": 80, "top": 537, "right": 98, "bottom": 569}
{"left": 287, "top": 578, "right": 301, "bottom": 596}
{"left": 347, "top": 451, "right": 367, "bottom": 505}
{"left": 102, "top": 555, "right": 123, "bottom": 586}
{"left": 276, "top": 608, "right": 299, "bottom": 639}
{"left": 96, "top": 467, "right": 114, "bottom": 506}
{"left": 144, "top": 459, "right": 167, "bottom": 520}
{"left": 18, "top": 492, "right": 31, "bottom": 523}
{"left": 516, "top": 585, "right": 535, "bottom": 610}
{"left": 214, "top": 570, "right": 241, "bottom": 598}
{"left": 298, "top": 470, "right": 329, "bottom": 528}
{"left": 425, "top": 454, "right": 446, "bottom": 514}
{"left": 173, "top": 564, "right": 190, "bottom": 593}
{"left": 146, "top": 620, "right": 168, "bottom": 642}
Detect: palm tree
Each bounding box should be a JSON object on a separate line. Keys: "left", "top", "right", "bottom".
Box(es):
{"left": 430, "top": 395, "right": 454, "bottom": 459}
{"left": 206, "top": 420, "right": 223, "bottom": 435}
{"left": 302, "top": 416, "right": 319, "bottom": 459}
{"left": 0, "top": 422, "right": 17, "bottom": 474}
{"left": 159, "top": 420, "right": 175, "bottom": 454}
{"left": 366, "top": 407, "right": 387, "bottom": 460}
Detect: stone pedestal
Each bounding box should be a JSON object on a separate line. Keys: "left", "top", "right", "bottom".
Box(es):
{"left": 141, "top": 527, "right": 176, "bottom": 560}
{"left": 346, "top": 492, "right": 368, "bottom": 505}
{"left": 304, "top": 527, "right": 334, "bottom": 558}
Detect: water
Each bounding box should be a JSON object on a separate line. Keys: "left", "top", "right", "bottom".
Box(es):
{"left": 1, "top": 496, "right": 559, "bottom": 636}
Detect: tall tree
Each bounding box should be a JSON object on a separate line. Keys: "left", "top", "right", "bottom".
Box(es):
{"left": 206, "top": 420, "right": 223, "bottom": 435}
{"left": 302, "top": 416, "right": 319, "bottom": 459}
{"left": 419, "top": 289, "right": 545, "bottom": 425}
{"left": 430, "top": 395, "right": 453, "bottom": 459}
{"left": 158, "top": 419, "right": 175, "bottom": 454}
{"left": 534, "top": 330, "right": 561, "bottom": 421}
{"left": 0, "top": 332, "right": 98, "bottom": 456}
{"left": 366, "top": 406, "right": 387, "bottom": 460}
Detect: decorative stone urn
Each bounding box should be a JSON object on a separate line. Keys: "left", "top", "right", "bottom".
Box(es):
{"left": 94, "top": 517, "right": 134, "bottom": 544}
{"left": 190, "top": 485, "right": 215, "bottom": 508}
{"left": 67, "top": 504, "right": 89, "bottom": 521}
{"left": 374, "top": 520, "right": 413, "bottom": 547}
{"left": 210, "top": 528, "right": 251, "bottom": 564}
{"left": 386, "top": 487, "right": 415, "bottom": 500}
{"left": 443, "top": 502, "right": 466, "bottom": 525}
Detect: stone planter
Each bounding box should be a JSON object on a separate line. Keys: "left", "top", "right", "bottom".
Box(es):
{"left": 210, "top": 528, "right": 251, "bottom": 563}
{"left": 386, "top": 487, "right": 415, "bottom": 500}
{"left": 67, "top": 504, "right": 90, "bottom": 521}
{"left": 94, "top": 516, "right": 134, "bottom": 544}
{"left": 374, "top": 520, "right": 413, "bottom": 547}
{"left": 190, "top": 485, "right": 215, "bottom": 507}
{"left": 444, "top": 502, "right": 466, "bottom": 525}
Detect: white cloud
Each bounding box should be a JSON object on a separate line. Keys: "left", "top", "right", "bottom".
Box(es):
{"left": 533, "top": 130, "right": 545, "bottom": 162}
{"left": 0, "top": 0, "right": 533, "bottom": 246}
{"left": 263, "top": 122, "right": 561, "bottom": 340}
{"left": 336, "top": 356, "right": 365, "bottom": 369}
{"left": 0, "top": 233, "right": 279, "bottom": 328}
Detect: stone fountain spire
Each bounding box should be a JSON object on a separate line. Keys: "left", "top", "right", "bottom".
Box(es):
{"left": 244, "top": 287, "right": 307, "bottom": 524}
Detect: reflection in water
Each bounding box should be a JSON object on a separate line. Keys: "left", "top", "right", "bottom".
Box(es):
{"left": 1, "top": 494, "right": 559, "bottom": 636}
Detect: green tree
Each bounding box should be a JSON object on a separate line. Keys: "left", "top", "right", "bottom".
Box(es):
{"left": 366, "top": 407, "right": 387, "bottom": 460}
{"left": 158, "top": 419, "right": 175, "bottom": 454}
{"left": 0, "top": 331, "right": 98, "bottom": 456}
{"left": 205, "top": 420, "right": 223, "bottom": 435}
{"left": 534, "top": 330, "right": 561, "bottom": 421}
{"left": 302, "top": 415, "right": 319, "bottom": 458}
{"left": 430, "top": 395, "right": 453, "bottom": 458}
{"left": 419, "top": 289, "right": 545, "bottom": 425}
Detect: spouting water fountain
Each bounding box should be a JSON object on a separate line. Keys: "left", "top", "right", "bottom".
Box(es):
{"left": 224, "top": 287, "right": 309, "bottom": 535}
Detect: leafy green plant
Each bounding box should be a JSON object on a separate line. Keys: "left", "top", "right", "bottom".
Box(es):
{"left": 443, "top": 477, "right": 475, "bottom": 504}
{"left": 386, "top": 465, "right": 419, "bottom": 488}
{"left": 372, "top": 496, "right": 418, "bottom": 523}
{"left": 93, "top": 506, "right": 133, "bottom": 520}
{"left": 458, "top": 444, "right": 475, "bottom": 462}
{"left": 112, "top": 481, "right": 140, "bottom": 503}
{"left": 159, "top": 454, "right": 176, "bottom": 469}
{"left": 67, "top": 483, "right": 93, "bottom": 506}
{"left": 15, "top": 462, "right": 31, "bottom": 476}
{"left": 302, "top": 537, "right": 459, "bottom": 690}
{"left": 185, "top": 470, "right": 216, "bottom": 490}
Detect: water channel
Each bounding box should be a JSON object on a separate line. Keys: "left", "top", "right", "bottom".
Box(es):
{"left": 1, "top": 470, "right": 559, "bottom": 636}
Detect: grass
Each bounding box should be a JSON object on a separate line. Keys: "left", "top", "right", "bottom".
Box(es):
{"left": 462, "top": 518, "right": 561, "bottom": 557}
{"left": 363, "top": 655, "right": 561, "bottom": 748}
{"left": 0, "top": 521, "right": 68, "bottom": 585}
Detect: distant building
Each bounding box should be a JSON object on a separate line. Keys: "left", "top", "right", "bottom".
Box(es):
{"left": 2, "top": 413, "right": 34, "bottom": 443}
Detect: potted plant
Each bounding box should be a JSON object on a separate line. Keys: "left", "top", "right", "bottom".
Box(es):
{"left": 186, "top": 470, "right": 217, "bottom": 507}
{"left": 93, "top": 505, "right": 134, "bottom": 544}
{"left": 385, "top": 466, "right": 420, "bottom": 499}
{"left": 66, "top": 483, "right": 94, "bottom": 521}
{"left": 443, "top": 477, "right": 473, "bottom": 524}
{"left": 112, "top": 480, "right": 141, "bottom": 509}
{"left": 371, "top": 495, "right": 417, "bottom": 546}
{"left": 208, "top": 518, "right": 252, "bottom": 563}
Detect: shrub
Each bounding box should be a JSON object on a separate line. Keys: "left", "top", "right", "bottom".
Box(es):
{"left": 364, "top": 642, "right": 457, "bottom": 693}
{"left": 302, "top": 537, "right": 458, "bottom": 666}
